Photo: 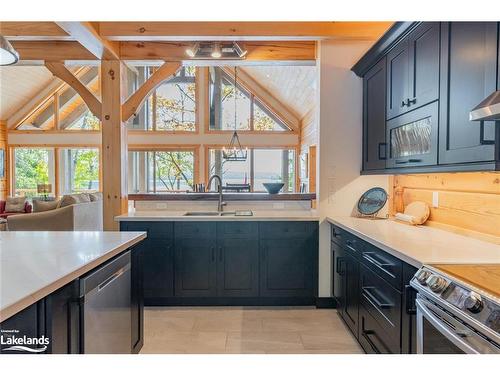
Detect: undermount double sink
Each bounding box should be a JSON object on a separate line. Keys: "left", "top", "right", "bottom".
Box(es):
{"left": 183, "top": 210, "right": 253, "bottom": 217}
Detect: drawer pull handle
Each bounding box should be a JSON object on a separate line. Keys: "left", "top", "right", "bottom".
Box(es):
{"left": 336, "top": 257, "right": 345, "bottom": 276}
{"left": 345, "top": 239, "right": 357, "bottom": 252}
{"left": 362, "top": 286, "right": 394, "bottom": 309}
{"left": 362, "top": 252, "right": 396, "bottom": 279}
{"left": 362, "top": 329, "right": 381, "bottom": 354}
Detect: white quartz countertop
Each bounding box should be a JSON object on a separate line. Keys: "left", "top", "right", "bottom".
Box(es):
{"left": 116, "top": 210, "right": 320, "bottom": 221}
{"left": 327, "top": 216, "right": 500, "bottom": 268}
{"left": 0, "top": 231, "right": 146, "bottom": 322}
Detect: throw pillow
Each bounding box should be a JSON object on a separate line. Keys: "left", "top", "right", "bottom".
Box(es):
{"left": 33, "top": 199, "right": 60, "bottom": 213}
{"left": 58, "top": 195, "right": 79, "bottom": 208}
{"left": 89, "top": 192, "right": 103, "bottom": 202}
{"left": 5, "top": 197, "right": 27, "bottom": 213}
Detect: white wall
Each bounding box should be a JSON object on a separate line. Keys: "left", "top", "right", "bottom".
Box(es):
{"left": 317, "top": 41, "right": 389, "bottom": 297}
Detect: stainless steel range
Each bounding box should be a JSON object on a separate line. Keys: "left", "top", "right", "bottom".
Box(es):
{"left": 410, "top": 266, "right": 500, "bottom": 354}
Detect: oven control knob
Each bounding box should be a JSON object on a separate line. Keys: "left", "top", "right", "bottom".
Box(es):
{"left": 427, "top": 275, "right": 447, "bottom": 293}
{"left": 464, "top": 292, "right": 483, "bottom": 313}
{"left": 416, "top": 270, "right": 431, "bottom": 285}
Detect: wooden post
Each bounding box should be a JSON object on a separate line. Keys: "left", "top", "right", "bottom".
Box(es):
{"left": 101, "top": 60, "right": 128, "bottom": 230}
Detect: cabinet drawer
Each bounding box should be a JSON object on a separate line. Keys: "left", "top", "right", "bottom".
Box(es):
{"left": 359, "top": 264, "right": 401, "bottom": 345}
{"left": 217, "top": 222, "right": 258, "bottom": 238}
{"left": 358, "top": 305, "right": 399, "bottom": 354}
{"left": 260, "top": 221, "right": 316, "bottom": 239}
{"left": 121, "top": 221, "right": 173, "bottom": 240}
{"left": 175, "top": 222, "right": 216, "bottom": 239}
{"left": 361, "top": 242, "right": 402, "bottom": 289}
{"left": 330, "top": 225, "right": 362, "bottom": 258}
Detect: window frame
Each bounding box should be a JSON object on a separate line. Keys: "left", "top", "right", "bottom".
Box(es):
{"left": 207, "top": 67, "right": 292, "bottom": 133}
{"left": 206, "top": 145, "right": 298, "bottom": 192}
{"left": 127, "top": 145, "right": 199, "bottom": 193}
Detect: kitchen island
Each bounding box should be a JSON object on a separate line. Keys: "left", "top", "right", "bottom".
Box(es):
{"left": 0, "top": 231, "right": 146, "bottom": 354}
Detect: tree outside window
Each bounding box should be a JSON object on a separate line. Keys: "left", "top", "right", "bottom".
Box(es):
{"left": 14, "top": 148, "right": 52, "bottom": 198}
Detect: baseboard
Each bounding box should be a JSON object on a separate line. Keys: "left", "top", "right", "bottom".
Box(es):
{"left": 315, "top": 297, "right": 337, "bottom": 309}
{"left": 144, "top": 296, "right": 317, "bottom": 306}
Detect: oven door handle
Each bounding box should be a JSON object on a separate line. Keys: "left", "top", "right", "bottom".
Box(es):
{"left": 416, "top": 299, "right": 479, "bottom": 354}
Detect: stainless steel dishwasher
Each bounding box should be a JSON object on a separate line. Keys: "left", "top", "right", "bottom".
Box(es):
{"left": 80, "top": 250, "right": 132, "bottom": 354}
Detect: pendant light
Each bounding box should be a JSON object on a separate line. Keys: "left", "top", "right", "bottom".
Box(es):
{"left": 222, "top": 67, "right": 248, "bottom": 161}
{"left": 0, "top": 36, "right": 19, "bottom": 66}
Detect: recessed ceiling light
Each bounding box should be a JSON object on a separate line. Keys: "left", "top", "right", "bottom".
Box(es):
{"left": 211, "top": 42, "right": 222, "bottom": 58}
{"left": 185, "top": 42, "right": 200, "bottom": 58}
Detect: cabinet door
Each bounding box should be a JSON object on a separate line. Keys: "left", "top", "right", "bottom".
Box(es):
{"left": 407, "top": 22, "right": 440, "bottom": 109}
{"left": 142, "top": 239, "right": 174, "bottom": 301}
{"left": 217, "top": 238, "right": 259, "bottom": 297}
{"left": 174, "top": 238, "right": 217, "bottom": 297}
{"left": 260, "top": 238, "right": 315, "bottom": 297}
{"left": 331, "top": 239, "right": 345, "bottom": 306}
{"left": 439, "top": 22, "right": 498, "bottom": 164}
{"left": 358, "top": 305, "right": 399, "bottom": 354}
{"left": 363, "top": 58, "right": 387, "bottom": 170}
{"left": 342, "top": 253, "right": 359, "bottom": 338}
{"left": 386, "top": 39, "right": 410, "bottom": 119}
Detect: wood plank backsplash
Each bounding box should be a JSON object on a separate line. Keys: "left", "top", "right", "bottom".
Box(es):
{"left": 392, "top": 172, "right": 500, "bottom": 244}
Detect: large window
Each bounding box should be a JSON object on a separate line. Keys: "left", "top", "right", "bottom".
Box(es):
{"left": 129, "top": 150, "right": 195, "bottom": 193}
{"left": 208, "top": 148, "right": 295, "bottom": 192}
{"left": 13, "top": 148, "right": 55, "bottom": 198}
{"left": 59, "top": 148, "right": 100, "bottom": 194}
{"left": 128, "top": 67, "right": 196, "bottom": 131}
{"left": 209, "top": 67, "right": 289, "bottom": 132}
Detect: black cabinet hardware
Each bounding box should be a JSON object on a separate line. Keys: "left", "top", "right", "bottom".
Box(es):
{"left": 362, "top": 252, "right": 396, "bottom": 279}
{"left": 218, "top": 246, "right": 223, "bottom": 262}
{"left": 405, "top": 285, "right": 417, "bottom": 314}
{"left": 362, "top": 286, "right": 394, "bottom": 309}
{"left": 362, "top": 330, "right": 381, "bottom": 354}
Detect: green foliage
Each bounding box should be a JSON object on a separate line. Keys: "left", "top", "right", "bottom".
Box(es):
{"left": 156, "top": 81, "right": 196, "bottom": 131}
{"left": 70, "top": 149, "right": 99, "bottom": 192}
{"left": 152, "top": 151, "right": 194, "bottom": 191}
{"left": 15, "top": 149, "right": 49, "bottom": 197}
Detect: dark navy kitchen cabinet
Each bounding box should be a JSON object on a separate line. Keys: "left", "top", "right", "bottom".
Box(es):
{"left": 355, "top": 21, "right": 500, "bottom": 174}
{"left": 120, "top": 221, "right": 175, "bottom": 303}
{"left": 331, "top": 223, "right": 418, "bottom": 354}
{"left": 438, "top": 22, "right": 498, "bottom": 165}
{"left": 216, "top": 222, "right": 259, "bottom": 297}
{"left": 121, "top": 220, "right": 319, "bottom": 305}
{"left": 363, "top": 57, "right": 387, "bottom": 170}
{"left": 259, "top": 222, "right": 318, "bottom": 299}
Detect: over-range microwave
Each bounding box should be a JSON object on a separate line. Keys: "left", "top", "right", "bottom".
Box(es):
{"left": 386, "top": 101, "right": 439, "bottom": 168}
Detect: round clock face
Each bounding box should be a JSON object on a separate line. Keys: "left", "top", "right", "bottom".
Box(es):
{"left": 357, "top": 187, "right": 388, "bottom": 216}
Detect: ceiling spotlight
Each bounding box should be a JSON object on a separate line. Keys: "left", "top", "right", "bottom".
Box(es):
{"left": 211, "top": 42, "right": 222, "bottom": 58}
{"left": 233, "top": 42, "right": 248, "bottom": 58}
{"left": 185, "top": 42, "right": 200, "bottom": 58}
{"left": 0, "top": 36, "right": 19, "bottom": 66}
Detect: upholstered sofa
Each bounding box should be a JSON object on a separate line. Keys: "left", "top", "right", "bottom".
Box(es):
{"left": 7, "top": 195, "right": 103, "bottom": 231}
{"left": 0, "top": 200, "right": 32, "bottom": 219}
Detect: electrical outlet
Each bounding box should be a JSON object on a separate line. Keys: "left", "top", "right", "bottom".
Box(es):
{"left": 432, "top": 191, "right": 439, "bottom": 208}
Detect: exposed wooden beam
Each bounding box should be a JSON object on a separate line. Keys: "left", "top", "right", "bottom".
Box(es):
{"left": 101, "top": 61, "right": 128, "bottom": 230}
{"left": 11, "top": 41, "right": 97, "bottom": 61}
{"left": 221, "top": 67, "right": 300, "bottom": 131}
{"left": 99, "top": 22, "right": 393, "bottom": 41}
{"left": 122, "top": 61, "right": 181, "bottom": 122}
{"left": 119, "top": 41, "right": 315, "bottom": 61}
{"left": 55, "top": 22, "right": 120, "bottom": 60}
{"left": 45, "top": 62, "right": 102, "bottom": 120}
{"left": 0, "top": 22, "right": 71, "bottom": 40}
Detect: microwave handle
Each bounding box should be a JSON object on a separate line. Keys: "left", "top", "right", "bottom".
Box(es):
{"left": 395, "top": 158, "right": 423, "bottom": 165}
{"left": 416, "top": 299, "right": 479, "bottom": 354}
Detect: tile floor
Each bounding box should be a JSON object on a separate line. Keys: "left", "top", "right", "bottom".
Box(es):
{"left": 140, "top": 307, "right": 363, "bottom": 354}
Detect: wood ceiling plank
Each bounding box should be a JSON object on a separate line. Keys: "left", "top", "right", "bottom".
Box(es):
{"left": 99, "top": 22, "right": 393, "bottom": 41}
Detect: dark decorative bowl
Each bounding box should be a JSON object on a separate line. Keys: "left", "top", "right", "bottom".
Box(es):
{"left": 263, "top": 182, "right": 285, "bottom": 194}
